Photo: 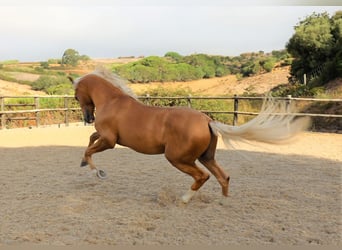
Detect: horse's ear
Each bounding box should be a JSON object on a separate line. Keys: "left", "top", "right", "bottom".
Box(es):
{"left": 67, "top": 76, "right": 74, "bottom": 84}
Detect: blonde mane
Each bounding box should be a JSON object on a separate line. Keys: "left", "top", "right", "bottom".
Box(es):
{"left": 74, "top": 67, "right": 137, "bottom": 99}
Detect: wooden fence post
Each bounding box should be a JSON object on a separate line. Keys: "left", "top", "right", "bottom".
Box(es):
{"left": 34, "top": 97, "right": 40, "bottom": 127}
{"left": 0, "top": 97, "right": 4, "bottom": 129}
{"left": 146, "top": 94, "right": 150, "bottom": 105}
{"left": 64, "top": 96, "right": 69, "bottom": 126}
{"left": 303, "top": 74, "right": 307, "bottom": 85}
{"left": 286, "top": 95, "right": 292, "bottom": 113}
{"left": 187, "top": 94, "right": 192, "bottom": 108}
{"left": 233, "top": 94, "right": 239, "bottom": 126}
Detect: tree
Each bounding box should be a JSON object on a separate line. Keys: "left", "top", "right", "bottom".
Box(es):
{"left": 61, "top": 49, "right": 80, "bottom": 66}
{"left": 286, "top": 11, "right": 342, "bottom": 85}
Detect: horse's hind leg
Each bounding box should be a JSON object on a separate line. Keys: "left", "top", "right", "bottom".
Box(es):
{"left": 199, "top": 133, "right": 230, "bottom": 200}
{"left": 167, "top": 159, "right": 210, "bottom": 203}
{"left": 199, "top": 158, "right": 230, "bottom": 197}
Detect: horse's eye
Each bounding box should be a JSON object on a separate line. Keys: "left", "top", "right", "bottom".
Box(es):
{"left": 75, "top": 96, "right": 79, "bottom": 101}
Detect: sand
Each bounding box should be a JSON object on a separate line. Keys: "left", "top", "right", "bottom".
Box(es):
{"left": 0, "top": 124, "right": 341, "bottom": 246}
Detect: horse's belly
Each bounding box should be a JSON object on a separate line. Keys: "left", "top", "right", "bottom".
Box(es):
{"left": 117, "top": 139, "right": 165, "bottom": 155}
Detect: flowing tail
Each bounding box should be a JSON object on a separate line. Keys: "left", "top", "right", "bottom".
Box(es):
{"left": 209, "top": 97, "right": 311, "bottom": 146}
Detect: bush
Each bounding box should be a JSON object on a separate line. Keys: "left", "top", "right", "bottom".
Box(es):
{"left": 261, "top": 57, "right": 276, "bottom": 72}
{"left": 270, "top": 83, "right": 320, "bottom": 97}
{"left": 113, "top": 50, "right": 288, "bottom": 83}
{"left": 31, "top": 75, "right": 73, "bottom": 94}
{"left": 241, "top": 61, "right": 261, "bottom": 76}
{"left": 140, "top": 86, "right": 192, "bottom": 107}
{"left": 138, "top": 86, "right": 235, "bottom": 124}
{"left": 164, "top": 51, "right": 183, "bottom": 62}
{"left": 40, "top": 61, "right": 49, "bottom": 69}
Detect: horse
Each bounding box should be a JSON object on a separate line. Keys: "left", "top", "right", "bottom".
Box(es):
{"left": 68, "top": 68, "right": 310, "bottom": 204}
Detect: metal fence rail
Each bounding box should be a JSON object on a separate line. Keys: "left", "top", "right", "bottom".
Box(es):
{"left": 1, "top": 95, "right": 341, "bottom": 129}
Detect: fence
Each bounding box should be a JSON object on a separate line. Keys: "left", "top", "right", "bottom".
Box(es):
{"left": 0, "top": 95, "right": 341, "bottom": 130}
{"left": 0, "top": 96, "right": 81, "bottom": 129}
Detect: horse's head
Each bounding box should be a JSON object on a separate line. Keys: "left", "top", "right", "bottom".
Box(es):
{"left": 68, "top": 76, "right": 95, "bottom": 123}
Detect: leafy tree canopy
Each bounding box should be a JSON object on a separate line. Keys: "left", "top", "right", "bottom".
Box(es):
{"left": 61, "top": 49, "right": 90, "bottom": 66}
{"left": 286, "top": 11, "right": 342, "bottom": 85}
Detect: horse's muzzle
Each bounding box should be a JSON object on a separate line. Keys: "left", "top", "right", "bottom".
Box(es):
{"left": 84, "top": 111, "right": 95, "bottom": 124}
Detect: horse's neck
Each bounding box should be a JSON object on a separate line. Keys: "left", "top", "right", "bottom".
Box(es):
{"left": 90, "top": 83, "right": 128, "bottom": 106}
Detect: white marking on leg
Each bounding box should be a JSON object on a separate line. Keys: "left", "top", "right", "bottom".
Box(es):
{"left": 181, "top": 189, "right": 197, "bottom": 203}
{"left": 219, "top": 196, "right": 229, "bottom": 206}
{"left": 91, "top": 168, "right": 98, "bottom": 176}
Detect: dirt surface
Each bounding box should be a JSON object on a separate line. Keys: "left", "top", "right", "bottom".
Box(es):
{"left": 0, "top": 125, "right": 341, "bottom": 246}
{"left": 0, "top": 79, "right": 45, "bottom": 96}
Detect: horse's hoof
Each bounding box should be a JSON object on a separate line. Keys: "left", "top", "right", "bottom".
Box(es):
{"left": 80, "top": 159, "right": 88, "bottom": 167}
{"left": 219, "top": 197, "right": 229, "bottom": 206}
{"left": 97, "top": 169, "right": 107, "bottom": 179}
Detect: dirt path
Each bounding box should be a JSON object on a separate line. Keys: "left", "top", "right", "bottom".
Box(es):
{"left": 0, "top": 125, "right": 341, "bottom": 246}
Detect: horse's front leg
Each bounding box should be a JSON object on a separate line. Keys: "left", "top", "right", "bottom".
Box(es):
{"left": 87, "top": 131, "right": 100, "bottom": 147}
{"left": 81, "top": 134, "right": 115, "bottom": 179}
{"left": 80, "top": 131, "right": 100, "bottom": 167}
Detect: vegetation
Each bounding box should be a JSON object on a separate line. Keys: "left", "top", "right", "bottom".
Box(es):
{"left": 31, "top": 75, "right": 74, "bottom": 95}
{"left": 2, "top": 96, "right": 82, "bottom": 128}
{"left": 61, "top": 48, "right": 90, "bottom": 66}
{"left": 113, "top": 50, "right": 289, "bottom": 83}
{"left": 1, "top": 12, "right": 341, "bottom": 131}
{"left": 286, "top": 11, "right": 342, "bottom": 86}
{"left": 0, "top": 49, "right": 91, "bottom": 95}
{"left": 1, "top": 48, "right": 290, "bottom": 95}
{"left": 138, "top": 87, "right": 255, "bottom": 125}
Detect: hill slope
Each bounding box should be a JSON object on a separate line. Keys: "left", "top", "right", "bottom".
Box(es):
{"left": 0, "top": 79, "right": 45, "bottom": 96}
{"left": 129, "top": 66, "right": 290, "bottom": 95}
{"left": 0, "top": 63, "right": 291, "bottom": 96}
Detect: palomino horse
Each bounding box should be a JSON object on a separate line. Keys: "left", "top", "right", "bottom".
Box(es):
{"left": 69, "top": 68, "right": 309, "bottom": 204}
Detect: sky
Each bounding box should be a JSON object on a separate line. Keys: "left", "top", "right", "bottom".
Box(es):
{"left": 0, "top": 0, "right": 341, "bottom": 62}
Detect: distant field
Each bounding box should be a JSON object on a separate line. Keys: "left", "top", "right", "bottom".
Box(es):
{"left": 0, "top": 58, "right": 291, "bottom": 96}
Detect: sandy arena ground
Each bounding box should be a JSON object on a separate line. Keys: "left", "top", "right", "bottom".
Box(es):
{"left": 0, "top": 124, "right": 341, "bottom": 246}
